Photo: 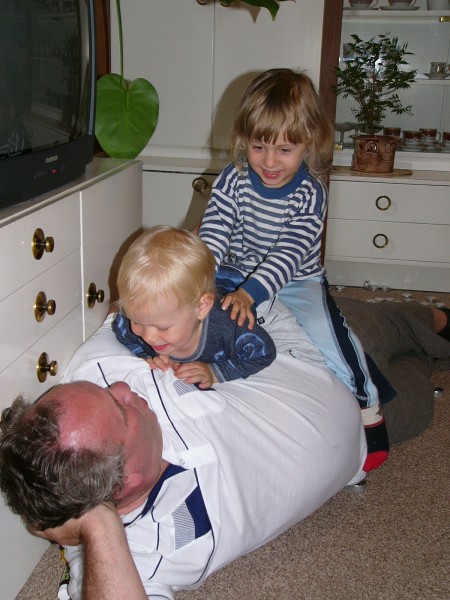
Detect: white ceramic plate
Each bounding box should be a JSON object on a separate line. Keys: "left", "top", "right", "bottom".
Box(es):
{"left": 423, "top": 72, "right": 450, "bottom": 80}
{"left": 344, "top": 6, "right": 379, "bottom": 10}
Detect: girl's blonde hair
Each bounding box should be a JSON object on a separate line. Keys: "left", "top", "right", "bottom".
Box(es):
{"left": 230, "top": 68, "right": 334, "bottom": 179}
{"left": 117, "top": 226, "right": 217, "bottom": 313}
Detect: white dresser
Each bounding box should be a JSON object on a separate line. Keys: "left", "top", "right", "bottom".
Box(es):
{"left": 325, "top": 169, "right": 450, "bottom": 292}
{"left": 0, "top": 157, "right": 142, "bottom": 600}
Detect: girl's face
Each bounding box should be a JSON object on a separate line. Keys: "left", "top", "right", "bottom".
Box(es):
{"left": 246, "top": 131, "right": 306, "bottom": 188}
{"left": 128, "top": 293, "right": 211, "bottom": 359}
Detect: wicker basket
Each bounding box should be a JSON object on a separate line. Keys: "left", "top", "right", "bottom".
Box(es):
{"left": 351, "top": 135, "right": 397, "bottom": 174}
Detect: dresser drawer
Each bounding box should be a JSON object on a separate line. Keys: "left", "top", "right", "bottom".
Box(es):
{"left": 0, "top": 306, "right": 83, "bottom": 407}
{"left": 325, "top": 220, "right": 450, "bottom": 263}
{"left": 328, "top": 180, "right": 450, "bottom": 225}
{"left": 0, "top": 251, "right": 81, "bottom": 372}
{"left": 0, "top": 193, "right": 80, "bottom": 302}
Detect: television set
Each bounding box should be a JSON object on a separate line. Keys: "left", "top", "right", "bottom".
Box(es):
{"left": 0, "top": 0, "right": 96, "bottom": 211}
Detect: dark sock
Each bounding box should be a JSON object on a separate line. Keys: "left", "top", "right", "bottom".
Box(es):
{"left": 361, "top": 404, "right": 389, "bottom": 472}
{"left": 363, "top": 419, "right": 389, "bottom": 472}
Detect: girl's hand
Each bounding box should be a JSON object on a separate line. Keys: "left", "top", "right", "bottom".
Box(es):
{"left": 221, "top": 289, "right": 255, "bottom": 329}
{"left": 173, "top": 361, "right": 217, "bottom": 389}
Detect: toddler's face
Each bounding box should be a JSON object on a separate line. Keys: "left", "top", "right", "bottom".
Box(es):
{"left": 246, "top": 131, "right": 305, "bottom": 189}
{"left": 128, "top": 295, "right": 204, "bottom": 359}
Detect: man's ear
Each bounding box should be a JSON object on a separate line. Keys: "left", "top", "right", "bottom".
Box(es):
{"left": 198, "top": 293, "right": 214, "bottom": 321}
{"left": 123, "top": 471, "right": 144, "bottom": 492}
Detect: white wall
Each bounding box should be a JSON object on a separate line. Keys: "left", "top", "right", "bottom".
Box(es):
{"left": 110, "top": 0, "right": 325, "bottom": 159}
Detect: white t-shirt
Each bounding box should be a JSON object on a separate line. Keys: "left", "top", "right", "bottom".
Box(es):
{"left": 61, "top": 311, "right": 365, "bottom": 599}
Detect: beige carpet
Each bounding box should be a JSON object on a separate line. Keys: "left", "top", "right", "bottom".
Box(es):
{"left": 16, "top": 286, "right": 450, "bottom": 600}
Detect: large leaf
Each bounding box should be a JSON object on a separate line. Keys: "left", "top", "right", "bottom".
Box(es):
{"left": 221, "top": 0, "right": 281, "bottom": 20}
{"left": 95, "top": 73, "right": 159, "bottom": 159}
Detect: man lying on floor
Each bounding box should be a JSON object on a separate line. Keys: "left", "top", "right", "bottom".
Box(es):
{"left": 0, "top": 309, "right": 366, "bottom": 600}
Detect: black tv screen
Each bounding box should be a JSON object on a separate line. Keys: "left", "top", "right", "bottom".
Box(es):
{"left": 0, "top": 0, "right": 96, "bottom": 210}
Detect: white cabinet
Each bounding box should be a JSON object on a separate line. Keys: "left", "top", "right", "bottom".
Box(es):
{"left": 142, "top": 163, "right": 219, "bottom": 230}
{"left": 80, "top": 162, "right": 143, "bottom": 338}
{"left": 112, "top": 0, "right": 325, "bottom": 160}
{"left": 324, "top": 170, "right": 450, "bottom": 291}
{"left": 0, "top": 157, "right": 142, "bottom": 600}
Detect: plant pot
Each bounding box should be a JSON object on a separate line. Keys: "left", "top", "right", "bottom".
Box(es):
{"left": 351, "top": 134, "right": 397, "bottom": 174}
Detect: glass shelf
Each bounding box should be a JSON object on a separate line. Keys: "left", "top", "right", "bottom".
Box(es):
{"left": 343, "top": 9, "right": 450, "bottom": 21}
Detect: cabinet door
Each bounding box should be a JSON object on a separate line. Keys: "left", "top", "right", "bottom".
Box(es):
{"left": 0, "top": 251, "right": 81, "bottom": 372}
{"left": 325, "top": 220, "right": 450, "bottom": 263}
{"left": 142, "top": 171, "right": 217, "bottom": 230}
{"left": 80, "top": 162, "right": 142, "bottom": 340}
{"left": 1, "top": 306, "right": 83, "bottom": 404}
{"left": 328, "top": 180, "right": 450, "bottom": 223}
{"left": 0, "top": 193, "right": 80, "bottom": 302}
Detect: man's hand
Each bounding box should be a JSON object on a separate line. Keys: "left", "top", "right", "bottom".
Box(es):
{"left": 28, "top": 503, "right": 120, "bottom": 547}
{"left": 220, "top": 288, "right": 255, "bottom": 329}
{"left": 173, "top": 361, "right": 217, "bottom": 389}
{"left": 31, "top": 503, "right": 148, "bottom": 599}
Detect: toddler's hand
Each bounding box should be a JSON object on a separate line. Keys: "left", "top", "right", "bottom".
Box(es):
{"left": 173, "top": 361, "right": 217, "bottom": 389}
{"left": 145, "top": 355, "right": 175, "bottom": 372}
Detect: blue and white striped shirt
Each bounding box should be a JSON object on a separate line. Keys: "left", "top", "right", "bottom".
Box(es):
{"left": 199, "top": 161, "right": 327, "bottom": 306}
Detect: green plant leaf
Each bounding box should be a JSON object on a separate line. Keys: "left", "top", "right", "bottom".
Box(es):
{"left": 95, "top": 73, "right": 159, "bottom": 159}
{"left": 333, "top": 34, "right": 416, "bottom": 136}
{"left": 221, "top": 0, "right": 281, "bottom": 20}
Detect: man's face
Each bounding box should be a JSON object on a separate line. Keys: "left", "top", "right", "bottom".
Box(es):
{"left": 39, "top": 381, "right": 164, "bottom": 511}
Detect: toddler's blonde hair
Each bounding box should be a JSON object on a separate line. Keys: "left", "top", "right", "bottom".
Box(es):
{"left": 230, "top": 68, "right": 334, "bottom": 179}
{"left": 117, "top": 226, "right": 217, "bottom": 313}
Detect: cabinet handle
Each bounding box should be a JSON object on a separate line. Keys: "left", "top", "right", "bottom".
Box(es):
{"left": 34, "top": 291, "right": 56, "bottom": 322}
{"left": 373, "top": 234, "right": 388, "bottom": 249}
{"left": 36, "top": 352, "right": 58, "bottom": 383}
{"left": 32, "top": 228, "right": 55, "bottom": 260}
{"left": 86, "top": 282, "right": 105, "bottom": 309}
{"left": 192, "top": 177, "right": 211, "bottom": 195}
{"left": 375, "top": 195, "right": 391, "bottom": 211}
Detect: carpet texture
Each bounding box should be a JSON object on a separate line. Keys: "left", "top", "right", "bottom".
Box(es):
{"left": 15, "top": 286, "right": 450, "bottom": 600}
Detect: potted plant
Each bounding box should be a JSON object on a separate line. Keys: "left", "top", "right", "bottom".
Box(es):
{"left": 333, "top": 33, "right": 417, "bottom": 174}
{"left": 96, "top": 0, "right": 286, "bottom": 159}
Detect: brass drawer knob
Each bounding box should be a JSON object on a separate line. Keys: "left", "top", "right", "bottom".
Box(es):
{"left": 34, "top": 291, "right": 56, "bottom": 322}
{"left": 32, "top": 228, "right": 55, "bottom": 260}
{"left": 86, "top": 282, "right": 105, "bottom": 309}
{"left": 373, "top": 234, "right": 388, "bottom": 249}
{"left": 36, "top": 352, "right": 58, "bottom": 383}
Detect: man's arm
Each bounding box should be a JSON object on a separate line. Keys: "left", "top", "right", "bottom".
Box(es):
{"left": 32, "top": 504, "right": 148, "bottom": 600}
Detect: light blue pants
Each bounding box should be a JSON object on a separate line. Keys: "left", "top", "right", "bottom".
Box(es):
{"left": 279, "top": 276, "right": 380, "bottom": 408}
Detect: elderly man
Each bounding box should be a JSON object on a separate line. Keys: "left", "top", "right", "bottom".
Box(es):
{"left": 0, "top": 314, "right": 365, "bottom": 600}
